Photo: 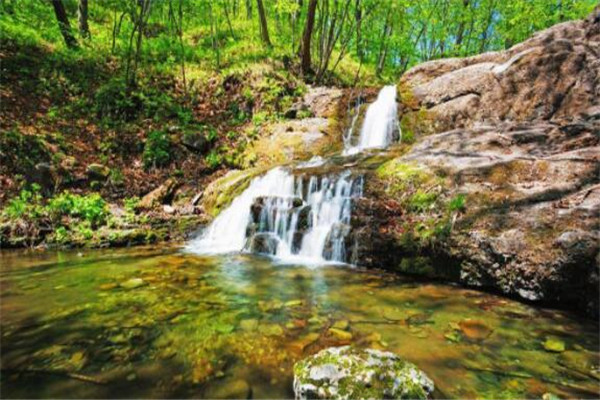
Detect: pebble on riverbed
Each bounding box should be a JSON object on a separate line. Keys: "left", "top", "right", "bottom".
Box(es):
{"left": 293, "top": 346, "right": 434, "bottom": 399}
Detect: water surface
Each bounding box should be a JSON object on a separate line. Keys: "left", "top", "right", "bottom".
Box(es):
{"left": 1, "top": 247, "right": 598, "bottom": 398}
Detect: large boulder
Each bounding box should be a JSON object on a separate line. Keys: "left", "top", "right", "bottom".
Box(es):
{"left": 399, "top": 7, "right": 600, "bottom": 135}
{"left": 293, "top": 346, "right": 434, "bottom": 400}
{"left": 352, "top": 8, "right": 600, "bottom": 317}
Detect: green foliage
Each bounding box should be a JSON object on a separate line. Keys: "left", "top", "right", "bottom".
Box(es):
{"left": 47, "top": 192, "right": 108, "bottom": 227}
{"left": 124, "top": 197, "right": 140, "bottom": 214}
{"left": 2, "top": 186, "right": 108, "bottom": 231}
{"left": 448, "top": 194, "right": 466, "bottom": 213}
{"left": 3, "top": 184, "right": 43, "bottom": 220}
{"left": 143, "top": 130, "right": 172, "bottom": 169}
{"left": 409, "top": 191, "right": 437, "bottom": 213}
{"left": 0, "top": 129, "right": 51, "bottom": 176}
{"left": 205, "top": 150, "right": 223, "bottom": 170}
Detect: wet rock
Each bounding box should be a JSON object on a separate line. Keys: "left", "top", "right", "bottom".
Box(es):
{"left": 285, "top": 299, "right": 303, "bottom": 308}
{"left": 293, "top": 346, "right": 434, "bottom": 399}
{"left": 332, "top": 320, "right": 349, "bottom": 330}
{"left": 203, "top": 378, "right": 251, "bottom": 399}
{"left": 239, "top": 319, "right": 259, "bottom": 332}
{"left": 543, "top": 338, "right": 566, "bottom": 353}
{"left": 289, "top": 332, "right": 320, "bottom": 353}
{"left": 138, "top": 178, "right": 180, "bottom": 209}
{"left": 259, "top": 323, "right": 284, "bottom": 336}
{"left": 247, "top": 233, "right": 280, "bottom": 255}
{"left": 99, "top": 283, "right": 118, "bottom": 291}
{"left": 86, "top": 163, "right": 110, "bottom": 180}
{"left": 327, "top": 328, "right": 352, "bottom": 341}
{"left": 458, "top": 319, "right": 493, "bottom": 341}
{"left": 120, "top": 278, "right": 147, "bottom": 290}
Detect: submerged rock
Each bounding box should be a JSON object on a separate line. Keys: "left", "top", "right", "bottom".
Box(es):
{"left": 458, "top": 319, "right": 493, "bottom": 341}
{"left": 293, "top": 346, "right": 434, "bottom": 399}
{"left": 120, "top": 278, "right": 147, "bottom": 290}
{"left": 543, "top": 338, "right": 566, "bottom": 353}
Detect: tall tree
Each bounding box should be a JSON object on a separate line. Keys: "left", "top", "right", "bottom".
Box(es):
{"left": 77, "top": 0, "right": 90, "bottom": 38}
{"left": 300, "top": 0, "right": 317, "bottom": 75}
{"left": 245, "top": 0, "right": 252, "bottom": 19}
{"left": 256, "top": 0, "right": 271, "bottom": 46}
{"left": 51, "top": 0, "right": 78, "bottom": 49}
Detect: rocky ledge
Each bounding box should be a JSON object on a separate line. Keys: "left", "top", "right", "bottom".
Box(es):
{"left": 293, "top": 346, "right": 434, "bottom": 400}
{"left": 352, "top": 8, "right": 600, "bottom": 317}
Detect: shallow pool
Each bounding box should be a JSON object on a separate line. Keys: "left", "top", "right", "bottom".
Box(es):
{"left": 1, "top": 246, "right": 598, "bottom": 398}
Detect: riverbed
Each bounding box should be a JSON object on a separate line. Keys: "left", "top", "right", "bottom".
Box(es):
{"left": 1, "top": 246, "right": 598, "bottom": 398}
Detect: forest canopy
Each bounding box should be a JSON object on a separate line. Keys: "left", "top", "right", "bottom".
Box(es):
{"left": 1, "top": 0, "right": 596, "bottom": 86}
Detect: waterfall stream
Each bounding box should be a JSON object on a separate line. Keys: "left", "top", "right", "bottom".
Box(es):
{"left": 187, "top": 85, "right": 399, "bottom": 263}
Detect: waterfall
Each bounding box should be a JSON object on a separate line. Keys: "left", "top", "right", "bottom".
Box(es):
{"left": 186, "top": 168, "right": 362, "bottom": 263}
{"left": 187, "top": 85, "right": 398, "bottom": 264}
{"left": 344, "top": 85, "right": 399, "bottom": 155}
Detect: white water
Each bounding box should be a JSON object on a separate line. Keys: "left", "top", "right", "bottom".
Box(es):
{"left": 187, "top": 85, "right": 398, "bottom": 264}
{"left": 186, "top": 168, "right": 362, "bottom": 263}
{"left": 344, "top": 85, "right": 399, "bottom": 155}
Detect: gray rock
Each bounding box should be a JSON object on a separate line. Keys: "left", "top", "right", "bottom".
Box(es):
{"left": 293, "top": 346, "right": 434, "bottom": 399}
{"left": 182, "top": 132, "right": 210, "bottom": 154}
{"left": 86, "top": 163, "right": 110, "bottom": 180}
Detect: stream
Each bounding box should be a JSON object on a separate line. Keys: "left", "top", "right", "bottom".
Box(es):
{"left": 1, "top": 247, "right": 598, "bottom": 398}
{"left": 1, "top": 86, "right": 598, "bottom": 399}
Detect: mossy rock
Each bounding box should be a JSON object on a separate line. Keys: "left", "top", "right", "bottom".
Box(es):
{"left": 202, "top": 168, "right": 267, "bottom": 217}
{"left": 293, "top": 346, "right": 434, "bottom": 399}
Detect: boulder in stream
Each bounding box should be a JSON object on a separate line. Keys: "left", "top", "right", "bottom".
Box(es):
{"left": 293, "top": 346, "right": 434, "bottom": 399}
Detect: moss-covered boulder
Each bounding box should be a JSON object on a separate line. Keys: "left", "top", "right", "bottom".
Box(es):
{"left": 293, "top": 346, "right": 434, "bottom": 399}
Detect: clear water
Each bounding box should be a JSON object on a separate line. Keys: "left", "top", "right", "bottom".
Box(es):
{"left": 1, "top": 247, "right": 598, "bottom": 399}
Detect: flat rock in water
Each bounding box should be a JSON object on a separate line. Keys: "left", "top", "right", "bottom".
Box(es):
{"left": 293, "top": 346, "right": 434, "bottom": 399}
{"left": 543, "top": 338, "right": 566, "bottom": 353}
{"left": 458, "top": 319, "right": 493, "bottom": 341}
{"left": 328, "top": 328, "right": 352, "bottom": 341}
{"left": 120, "top": 278, "right": 147, "bottom": 290}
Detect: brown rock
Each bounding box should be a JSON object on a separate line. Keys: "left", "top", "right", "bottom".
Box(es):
{"left": 138, "top": 178, "right": 180, "bottom": 209}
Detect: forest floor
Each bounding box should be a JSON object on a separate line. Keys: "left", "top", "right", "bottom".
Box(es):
{"left": 0, "top": 25, "right": 366, "bottom": 249}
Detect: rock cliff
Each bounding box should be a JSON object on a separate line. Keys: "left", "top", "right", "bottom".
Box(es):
{"left": 354, "top": 8, "right": 599, "bottom": 317}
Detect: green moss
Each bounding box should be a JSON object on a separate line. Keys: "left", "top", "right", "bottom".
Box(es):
{"left": 202, "top": 168, "right": 266, "bottom": 217}
{"left": 376, "top": 160, "right": 434, "bottom": 196}
{"left": 409, "top": 191, "right": 437, "bottom": 212}
{"left": 400, "top": 108, "right": 437, "bottom": 140}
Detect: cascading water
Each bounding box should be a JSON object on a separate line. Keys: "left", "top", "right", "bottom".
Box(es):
{"left": 187, "top": 85, "right": 398, "bottom": 264}
{"left": 186, "top": 167, "right": 362, "bottom": 263}
{"left": 344, "top": 85, "right": 399, "bottom": 154}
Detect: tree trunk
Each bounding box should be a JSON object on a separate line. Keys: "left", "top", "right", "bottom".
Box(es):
{"left": 51, "top": 0, "right": 78, "bottom": 49}
{"left": 77, "top": 0, "right": 90, "bottom": 38}
{"left": 300, "top": 0, "right": 317, "bottom": 76}
{"left": 256, "top": 0, "right": 271, "bottom": 47}
{"left": 245, "top": 0, "right": 252, "bottom": 19}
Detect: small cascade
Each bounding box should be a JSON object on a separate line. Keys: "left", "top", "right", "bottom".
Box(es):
{"left": 188, "top": 85, "right": 398, "bottom": 264}
{"left": 344, "top": 85, "right": 399, "bottom": 154}
{"left": 187, "top": 168, "right": 363, "bottom": 263}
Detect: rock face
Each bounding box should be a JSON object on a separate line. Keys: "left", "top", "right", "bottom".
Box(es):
{"left": 400, "top": 7, "right": 600, "bottom": 133}
{"left": 353, "top": 8, "right": 600, "bottom": 317}
{"left": 293, "top": 346, "right": 434, "bottom": 400}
